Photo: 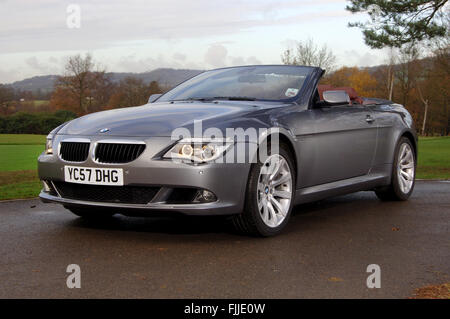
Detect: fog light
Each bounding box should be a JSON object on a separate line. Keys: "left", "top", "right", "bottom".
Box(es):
{"left": 42, "top": 181, "right": 51, "bottom": 192}
{"left": 194, "top": 190, "right": 217, "bottom": 203}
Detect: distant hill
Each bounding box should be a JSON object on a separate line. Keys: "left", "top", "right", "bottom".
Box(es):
{"left": 7, "top": 68, "right": 204, "bottom": 93}
{"left": 107, "top": 68, "right": 204, "bottom": 88}
{"left": 11, "top": 63, "right": 423, "bottom": 94}
{"left": 8, "top": 75, "right": 59, "bottom": 93}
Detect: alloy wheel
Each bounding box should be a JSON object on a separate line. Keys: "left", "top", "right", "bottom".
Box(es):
{"left": 257, "top": 154, "right": 293, "bottom": 228}
{"left": 397, "top": 143, "right": 415, "bottom": 194}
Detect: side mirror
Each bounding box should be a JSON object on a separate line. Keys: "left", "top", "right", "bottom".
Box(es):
{"left": 322, "top": 90, "right": 350, "bottom": 106}
{"left": 148, "top": 94, "right": 162, "bottom": 103}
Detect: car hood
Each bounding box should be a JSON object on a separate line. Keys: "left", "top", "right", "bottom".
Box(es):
{"left": 57, "top": 101, "right": 269, "bottom": 137}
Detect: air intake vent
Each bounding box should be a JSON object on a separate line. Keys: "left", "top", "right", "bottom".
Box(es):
{"left": 53, "top": 182, "right": 159, "bottom": 204}
{"left": 95, "top": 143, "right": 146, "bottom": 164}
{"left": 59, "top": 142, "right": 90, "bottom": 162}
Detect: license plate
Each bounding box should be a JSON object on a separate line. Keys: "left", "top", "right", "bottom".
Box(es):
{"left": 64, "top": 166, "right": 124, "bottom": 186}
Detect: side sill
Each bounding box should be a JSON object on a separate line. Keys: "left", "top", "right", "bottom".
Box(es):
{"left": 294, "top": 173, "right": 390, "bottom": 205}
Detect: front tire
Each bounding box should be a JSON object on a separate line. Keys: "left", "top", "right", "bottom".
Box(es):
{"left": 232, "top": 143, "right": 296, "bottom": 236}
{"left": 375, "top": 137, "right": 416, "bottom": 201}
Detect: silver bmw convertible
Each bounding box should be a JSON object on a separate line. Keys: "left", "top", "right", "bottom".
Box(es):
{"left": 38, "top": 65, "right": 417, "bottom": 236}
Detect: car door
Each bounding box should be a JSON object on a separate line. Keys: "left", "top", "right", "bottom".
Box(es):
{"left": 296, "top": 103, "right": 377, "bottom": 187}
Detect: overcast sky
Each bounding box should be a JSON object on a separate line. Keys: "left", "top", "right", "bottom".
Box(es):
{"left": 0, "top": 0, "right": 390, "bottom": 83}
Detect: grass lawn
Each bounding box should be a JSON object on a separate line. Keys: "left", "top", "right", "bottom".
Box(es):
{"left": 417, "top": 137, "right": 450, "bottom": 179}
{"left": 0, "top": 134, "right": 46, "bottom": 145}
{"left": 33, "top": 100, "right": 49, "bottom": 107}
{"left": 0, "top": 145, "right": 45, "bottom": 171}
{"left": 0, "top": 134, "right": 448, "bottom": 200}
{"left": 0, "top": 135, "right": 45, "bottom": 200}
{"left": 0, "top": 170, "right": 41, "bottom": 200}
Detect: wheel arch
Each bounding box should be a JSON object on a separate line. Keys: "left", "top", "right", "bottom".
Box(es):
{"left": 400, "top": 130, "right": 418, "bottom": 159}
{"left": 265, "top": 131, "right": 298, "bottom": 182}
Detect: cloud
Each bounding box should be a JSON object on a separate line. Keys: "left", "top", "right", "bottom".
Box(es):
{"left": 24, "top": 56, "right": 61, "bottom": 75}
{"left": 246, "top": 56, "right": 262, "bottom": 65}
{"left": 115, "top": 54, "right": 168, "bottom": 73}
{"left": 204, "top": 44, "right": 263, "bottom": 68}
{"left": 0, "top": 0, "right": 350, "bottom": 54}
{"left": 173, "top": 53, "right": 186, "bottom": 62}
{"left": 204, "top": 44, "right": 228, "bottom": 68}
{"left": 229, "top": 56, "right": 246, "bottom": 66}
{"left": 0, "top": 67, "right": 20, "bottom": 84}
{"left": 341, "top": 49, "right": 386, "bottom": 67}
{"left": 0, "top": 0, "right": 372, "bottom": 82}
{"left": 26, "top": 57, "right": 45, "bottom": 71}
{"left": 229, "top": 55, "right": 262, "bottom": 66}
{"left": 48, "top": 56, "right": 59, "bottom": 64}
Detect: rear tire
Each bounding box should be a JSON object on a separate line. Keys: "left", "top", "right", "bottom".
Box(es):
{"left": 232, "top": 143, "right": 296, "bottom": 236}
{"left": 375, "top": 137, "right": 416, "bottom": 201}
{"left": 66, "top": 206, "right": 115, "bottom": 219}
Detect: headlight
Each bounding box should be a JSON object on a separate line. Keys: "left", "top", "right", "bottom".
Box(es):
{"left": 163, "top": 138, "right": 233, "bottom": 163}
{"left": 45, "top": 136, "right": 53, "bottom": 155}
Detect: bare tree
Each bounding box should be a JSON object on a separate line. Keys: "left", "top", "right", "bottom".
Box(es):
{"left": 408, "top": 46, "right": 433, "bottom": 136}
{"left": 417, "top": 84, "right": 429, "bottom": 135}
{"left": 281, "top": 48, "right": 296, "bottom": 65}
{"left": 397, "top": 44, "right": 435, "bottom": 135}
{"left": 116, "top": 77, "right": 151, "bottom": 107}
{"left": 281, "top": 38, "right": 337, "bottom": 71}
{"left": 396, "top": 45, "right": 421, "bottom": 107}
{"left": 432, "top": 37, "right": 450, "bottom": 77}
{"left": 386, "top": 48, "right": 397, "bottom": 100}
{"left": 55, "top": 53, "right": 108, "bottom": 114}
{"left": 108, "top": 78, "right": 163, "bottom": 109}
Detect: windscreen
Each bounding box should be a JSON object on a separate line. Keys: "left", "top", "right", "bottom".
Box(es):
{"left": 158, "top": 65, "right": 313, "bottom": 102}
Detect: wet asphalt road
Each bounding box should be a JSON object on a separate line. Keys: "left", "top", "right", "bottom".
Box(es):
{"left": 0, "top": 181, "right": 449, "bottom": 298}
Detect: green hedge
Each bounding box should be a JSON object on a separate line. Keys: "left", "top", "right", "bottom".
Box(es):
{"left": 0, "top": 110, "right": 77, "bottom": 135}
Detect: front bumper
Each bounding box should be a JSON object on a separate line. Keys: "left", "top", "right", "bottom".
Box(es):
{"left": 38, "top": 135, "right": 251, "bottom": 216}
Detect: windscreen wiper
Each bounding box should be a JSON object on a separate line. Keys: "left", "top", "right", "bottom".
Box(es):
{"left": 172, "top": 97, "right": 212, "bottom": 102}
{"left": 172, "top": 96, "right": 257, "bottom": 102}
{"left": 211, "top": 96, "right": 256, "bottom": 101}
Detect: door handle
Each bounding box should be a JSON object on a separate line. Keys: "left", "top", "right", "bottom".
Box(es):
{"left": 366, "top": 115, "right": 375, "bottom": 123}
